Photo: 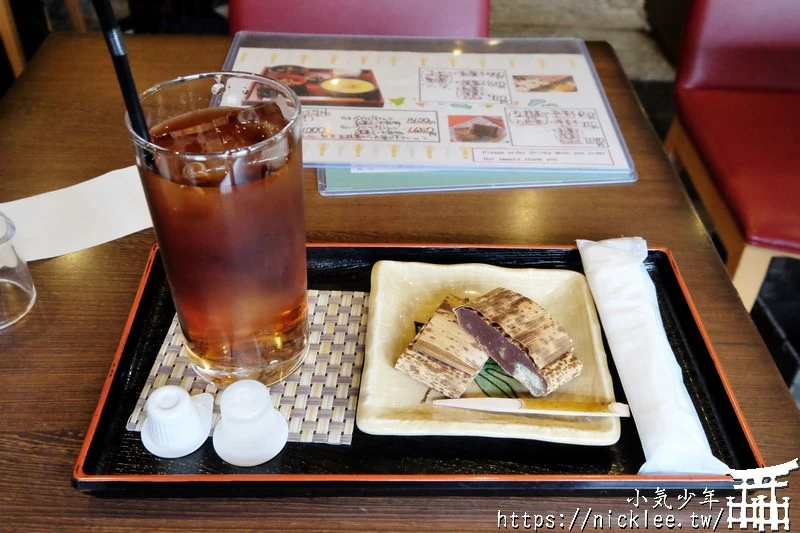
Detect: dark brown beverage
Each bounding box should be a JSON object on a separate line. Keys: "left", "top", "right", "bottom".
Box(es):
{"left": 136, "top": 98, "right": 308, "bottom": 388}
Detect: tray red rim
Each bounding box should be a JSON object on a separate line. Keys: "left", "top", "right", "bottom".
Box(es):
{"left": 73, "top": 242, "right": 764, "bottom": 486}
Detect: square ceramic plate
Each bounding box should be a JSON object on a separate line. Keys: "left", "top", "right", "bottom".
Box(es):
{"left": 356, "top": 260, "right": 621, "bottom": 445}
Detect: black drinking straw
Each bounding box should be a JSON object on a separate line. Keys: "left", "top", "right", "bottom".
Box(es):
{"left": 91, "top": 0, "right": 151, "bottom": 142}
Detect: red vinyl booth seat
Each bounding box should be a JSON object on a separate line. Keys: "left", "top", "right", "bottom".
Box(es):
{"left": 666, "top": 0, "right": 800, "bottom": 309}
{"left": 676, "top": 89, "right": 800, "bottom": 255}
{"left": 228, "top": 0, "right": 491, "bottom": 38}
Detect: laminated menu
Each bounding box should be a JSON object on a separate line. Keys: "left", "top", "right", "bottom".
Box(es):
{"left": 222, "top": 32, "right": 636, "bottom": 195}
{"left": 222, "top": 33, "right": 636, "bottom": 193}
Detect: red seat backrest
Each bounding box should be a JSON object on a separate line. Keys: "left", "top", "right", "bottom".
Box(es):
{"left": 676, "top": 0, "right": 800, "bottom": 92}
{"left": 228, "top": 0, "right": 490, "bottom": 38}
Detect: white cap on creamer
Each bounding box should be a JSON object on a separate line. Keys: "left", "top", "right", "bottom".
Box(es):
{"left": 141, "top": 386, "right": 213, "bottom": 459}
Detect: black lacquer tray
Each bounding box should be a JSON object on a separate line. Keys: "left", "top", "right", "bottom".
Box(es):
{"left": 73, "top": 244, "right": 762, "bottom": 495}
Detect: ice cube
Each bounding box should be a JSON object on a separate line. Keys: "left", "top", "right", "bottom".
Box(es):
{"left": 258, "top": 137, "right": 291, "bottom": 172}
{"left": 152, "top": 108, "right": 238, "bottom": 153}
{"left": 152, "top": 103, "right": 290, "bottom": 155}
{"left": 236, "top": 101, "right": 288, "bottom": 137}
{"left": 181, "top": 161, "right": 229, "bottom": 187}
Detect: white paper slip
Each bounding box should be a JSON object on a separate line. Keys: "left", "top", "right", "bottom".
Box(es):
{"left": 0, "top": 166, "right": 152, "bottom": 262}
{"left": 577, "top": 237, "right": 729, "bottom": 475}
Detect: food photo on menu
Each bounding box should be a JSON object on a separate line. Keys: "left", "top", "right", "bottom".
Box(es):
{"left": 244, "top": 64, "right": 385, "bottom": 107}
{"left": 513, "top": 74, "right": 578, "bottom": 92}
{"left": 448, "top": 115, "right": 510, "bottom": 143}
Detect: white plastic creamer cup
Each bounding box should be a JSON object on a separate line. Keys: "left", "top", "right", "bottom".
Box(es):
{"left": 212, "top": 380, "right": 289, "bottom": 467}
{"left": 141, "top": 385, "right": 213, "bottom": 458}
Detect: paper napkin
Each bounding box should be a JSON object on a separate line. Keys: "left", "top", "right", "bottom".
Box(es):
{"left": 0, "top": 166, "right": 151, "bottom": 262}
{"left": 577, "top": 237, "right": 729, "bottom": 474}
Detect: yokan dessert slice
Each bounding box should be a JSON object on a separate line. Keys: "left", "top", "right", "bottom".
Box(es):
{"left": 394, "top": 295, "right": 489, "bottom": 398}
{"left": 470, "top": 122, "right": 500, "bottom": 140}
{"left": 453, "top": 288, "right": 582, "bottom": 397}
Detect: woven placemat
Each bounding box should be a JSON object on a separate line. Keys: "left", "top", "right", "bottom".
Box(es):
{"left": 126, "top": 289, "right": 368, "bottom": 445}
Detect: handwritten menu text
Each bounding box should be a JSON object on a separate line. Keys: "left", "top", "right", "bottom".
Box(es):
{"left": 419, "top": 68, "right": 511, "bottom": 104}
{"left": 505, "top": 107, "right": 609, "bottom": 148}
{"left": 303, "top": 108, "right": 440, "bottom": 142}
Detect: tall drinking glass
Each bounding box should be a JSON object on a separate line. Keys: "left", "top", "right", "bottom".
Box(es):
{"left": 126, "top": 72, "right": 308, "bottom": 388}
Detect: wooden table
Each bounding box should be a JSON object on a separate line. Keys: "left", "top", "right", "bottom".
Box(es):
{"left": 1, "top": 33, "right": 797, "bottom": 530}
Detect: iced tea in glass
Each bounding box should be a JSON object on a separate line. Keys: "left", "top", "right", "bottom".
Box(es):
{"left": 126, "top": 72, "right": 308, "bottom": 388}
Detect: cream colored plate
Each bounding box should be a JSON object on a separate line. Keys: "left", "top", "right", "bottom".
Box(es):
{"left": 356, "top": 260, "right": 620, "bottom": 446}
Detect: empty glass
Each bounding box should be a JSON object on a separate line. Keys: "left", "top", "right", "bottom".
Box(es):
{"left": 0, "top": 211, "right": 36, "bottom": 329}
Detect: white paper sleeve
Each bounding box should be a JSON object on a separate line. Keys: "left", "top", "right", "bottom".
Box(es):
{"left": 577, "top": 237, "right": 729, "bottom": 474}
